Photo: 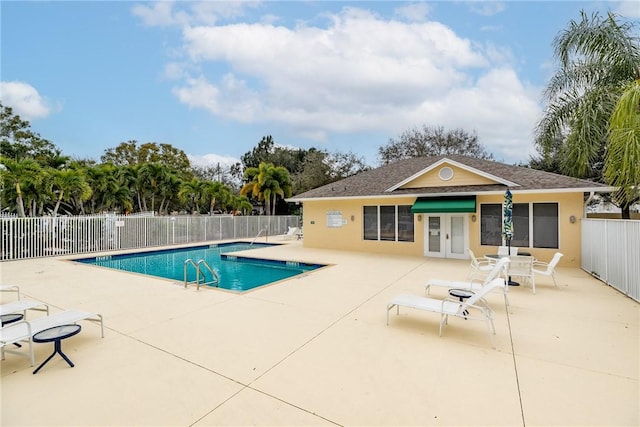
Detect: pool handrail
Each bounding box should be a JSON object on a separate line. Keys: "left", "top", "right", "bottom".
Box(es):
{"left": 183, "top": 259, "right": 219, "bottom": 290}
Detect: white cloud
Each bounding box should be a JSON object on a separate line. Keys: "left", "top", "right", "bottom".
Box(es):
{"left": 132, "top": 1, "right": 261, "bottom": 27}
{"left": 132, "top": 1, "right": 188, "bottom": 27}
{"left": 143, "top": 6, "right": 543, "bottom": 162}
{"left": 394, "top": 3, "right": 432, "bottom": 22}
{"left": 188, "top": 153, "right": 239, "bottom": 168}
{"left": 469, "top": 2, "right": 506, "bottom": 17}
{"left": 615, "top": 1, "right": 640, "bottom": 18}
{"left": 0, "top": 81, "right": 54, "bottom": 120}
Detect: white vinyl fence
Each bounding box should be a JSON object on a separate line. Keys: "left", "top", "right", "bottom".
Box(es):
{"left": 1, "top": 214, "right": 299, "bottom": 261}
{"left": 581, "top": 218, "right": 640, "bottom": 302}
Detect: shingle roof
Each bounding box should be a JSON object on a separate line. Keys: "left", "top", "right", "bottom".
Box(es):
{"left": 290, "top": 155, "right": 614, "bottom": 200}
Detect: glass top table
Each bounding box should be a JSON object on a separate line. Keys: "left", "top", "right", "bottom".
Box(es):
{"left": 32, "top": 324, "right": 82, "bottom": 374}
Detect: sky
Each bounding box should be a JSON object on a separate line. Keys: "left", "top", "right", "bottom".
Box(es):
{"left": 1, "top": 1, "right": 638, "bottom": 169}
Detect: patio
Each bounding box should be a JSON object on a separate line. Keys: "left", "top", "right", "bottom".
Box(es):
{"left": 1, "top": 239, "right": 638, "bottom": 426}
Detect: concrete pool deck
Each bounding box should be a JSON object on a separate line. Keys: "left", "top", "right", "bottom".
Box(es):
{"left": 1, "top": 239, "right": 638, "bottom": 426}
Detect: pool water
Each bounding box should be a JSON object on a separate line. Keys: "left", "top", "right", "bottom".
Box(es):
{"left": 74, "top": 242, "right": 324, "bottom": 292}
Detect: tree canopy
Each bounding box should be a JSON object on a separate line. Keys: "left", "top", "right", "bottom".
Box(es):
{"left": 534, "top": 10, "right": 640, "bottom": 215}
{"left": 378, "top": 125, "right": 493, "bottom": 165}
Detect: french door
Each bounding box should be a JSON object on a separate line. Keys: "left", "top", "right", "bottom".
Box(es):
{"left": 423, "top": 214, "right": 468, "bottom": 259}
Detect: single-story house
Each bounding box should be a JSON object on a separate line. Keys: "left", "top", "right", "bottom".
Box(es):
{"left": 288, "top": 155, "right": 614, "bottom": 268}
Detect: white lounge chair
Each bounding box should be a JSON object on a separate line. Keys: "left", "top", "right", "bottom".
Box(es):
{"left": 387, "top": 278, "right": 507, "bottom": 348}
{"left": 1, "top": 301, "right": 49, "bottom": 317}
{"left": 1, "top": 310, "right": 104, "bottom": 366}
{"left": 0, "top": 284, "right": 21, "bottom": 300}
{"left": 426, "top": 257, "right": 510, "bottom": 306}
{"left": 466, "top": 248, "right": 494, "bottom": 280}
{"left": 282, "top": 227, "right": 299, "bottom": 240}
{"left": 533, "top": 252, "right": 563, "bottom": 288}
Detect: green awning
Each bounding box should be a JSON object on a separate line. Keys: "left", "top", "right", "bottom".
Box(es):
{"left": 411, "top": 196, "right": 476, "bottom": 214}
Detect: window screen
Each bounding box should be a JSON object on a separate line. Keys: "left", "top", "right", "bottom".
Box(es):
{"left": 533, "top": 203, "right": 558, "bottom": 248}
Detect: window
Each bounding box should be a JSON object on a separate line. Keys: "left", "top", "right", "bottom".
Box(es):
{"left": 480, "top": 202, "right": 559, "bottom": 249}
{"left": 533, "top": 203, "right": 559, "bottom": 248}
{"left": 363, "top": 205, "right": 414, "bottom": 242}
{"left": 480, "top": 204, "right": 502, "bottom": 246}
{"left": 397, "top": 206, "right": 414, "bottom": 242}
{"left": 363, "top": 206, "right": 378, "bottom": 240}
{"left": 512, "top": 204, "right": 529, "bottom": 247}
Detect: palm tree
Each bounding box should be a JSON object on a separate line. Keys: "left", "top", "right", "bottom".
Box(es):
{"left": 0, "top": 157, "right": 42, "bottom": 217}
{"left": 230, "top": 194, "right": 253, "bottom": 215}
{"left": 605, "top": 80, "right": 640, "bottom": 209}
{"left": 241, "top": 162, "right": 293, "bottom": 215}
{"left": 157, "top": 171, "right": 181, "bottom": 215}
{"left": 535, "top": 10, "right": 640, "bottom": 216}
{"left": 204, "top": 181, "right": 232, "bottom": 214}
{"left": 138, "top": 162, "right": 169, "bottom": 213}
{"left": 178, "top": 178, "right": 205, "bottom": 213}
{"left": 240, "top": 165, "right": 264, "bottom": 213}
{"left": 50, "top": 168, "right": 92, "bottom": 216}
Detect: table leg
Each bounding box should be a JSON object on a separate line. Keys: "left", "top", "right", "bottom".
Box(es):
{"left": 32, "top": 340, "right": 75, "bottom": 374}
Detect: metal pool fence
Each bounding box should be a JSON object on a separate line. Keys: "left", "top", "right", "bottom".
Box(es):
{"left": 1, "top": 214, "right": 300, "bottom": 261}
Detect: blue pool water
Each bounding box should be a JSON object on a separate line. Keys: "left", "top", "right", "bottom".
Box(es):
{"left": 74, "top": 242, "right": 324, "bottom": 292}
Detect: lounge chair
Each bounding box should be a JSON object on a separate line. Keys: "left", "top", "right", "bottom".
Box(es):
{"left": 282, "top": 227, "right": 299, "bottom": 240}
{"left": 466, "top": 248, "right": 495, "bottom": 280}
{"left": 425, "top": 257, "right": 510, "bottom": 306}
{"left": 1, "top": 310, "right": 104, "bottom": 366}
{"left": 533, "top": 252, "right": 563, "bottom": 288}
{"left": 0, "top": 284, "right": 21, "bottom": 300}
{"left": 1, "top": 300, "right": 49, "bottom": 317}
{"left": 387, "top": 278, "right": 506, "bottom": 348}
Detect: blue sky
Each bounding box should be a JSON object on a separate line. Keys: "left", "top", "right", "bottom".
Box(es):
{"left": 2, "top": 1, "right": 638, "bottom": 168}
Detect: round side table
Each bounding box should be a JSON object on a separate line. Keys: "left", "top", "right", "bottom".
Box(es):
{"left": 32, "top": 324, "right": 82, "bottom": 374}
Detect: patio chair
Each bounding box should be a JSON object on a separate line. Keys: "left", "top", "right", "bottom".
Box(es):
{"left": 1, "top": 300, "right": 49, "bottom": 317}
{"left": 508, "top": 255, "right": 535, "bottom": 293}
{"left": 498, "top": 246, "right": 509, "bottom": 256}
{"left": 387, "top": 278, "right": 506, "bottom": 348}
{"left": 281, "top": 227, "right": 299, "bottom": 240}
{"left": 532, "top": 252, "right": 563, "bottom": 288}
{"left": 466, "top": 248, "right": 494, "bottom": 280}
{"left": 1, "top": 310, "right": 104, "bottom": 366}
{"left": 0, "top": 284, "right": 21, "bottom": 300}
{"left": 426, "top": 257, "right": 510, "bottom": 306}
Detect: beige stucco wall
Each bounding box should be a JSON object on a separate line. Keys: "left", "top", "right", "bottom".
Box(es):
{"left": 301, "top": 191, "right": 584, "bottom": 267}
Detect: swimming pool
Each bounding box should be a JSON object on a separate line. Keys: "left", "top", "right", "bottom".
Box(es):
{"left": 74, "top": 242, "right": 324, "bottom": 292}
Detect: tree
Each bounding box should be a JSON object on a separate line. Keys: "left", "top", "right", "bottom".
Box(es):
{"left": 138, "top": 162, "right": 169, "bottom": 213}
{"left": 604, "top": 80, "right": 640, "bottom": 210}
{"left": 535, "top": 10, "right": 640, "bottom": 216}
{"left": 0, "top": 103, "right": 63, "bottom": 166}
{"left": 178, "top": 178, "right": 206, "bottom": 213}
{"left": 203, "top": 181, "right": 232, "bottom": 214}
{"left": 230, "top": 194, "right": 253, "bottom": 215}
{"left": 0, "top": 157, "right": 43, "bottom": 217}
{"left": 325, "top": 151, "right": 370, "bottom": 180}
{"left": 240, "top": 162, "right": 292, "bottom": 215}
{"left": 101, "top": 140, "right": 191, "bottom": 170}
{"left": 378, "top": 125, "right": 493, "bottom": 165}
{"left": 50, "top": 168, "right": 92, "bottom": 216}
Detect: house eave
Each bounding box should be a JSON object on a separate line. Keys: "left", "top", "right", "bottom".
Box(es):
{"left": 287, "top": 186, "right": 616, "bottom": 203}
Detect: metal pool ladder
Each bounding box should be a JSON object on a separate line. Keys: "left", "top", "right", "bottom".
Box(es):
{"left": 183, "top": 259, "right": 219, "bottom": 290}
{"left": 250, "top": 227, "right": 268, "bottom": 246}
